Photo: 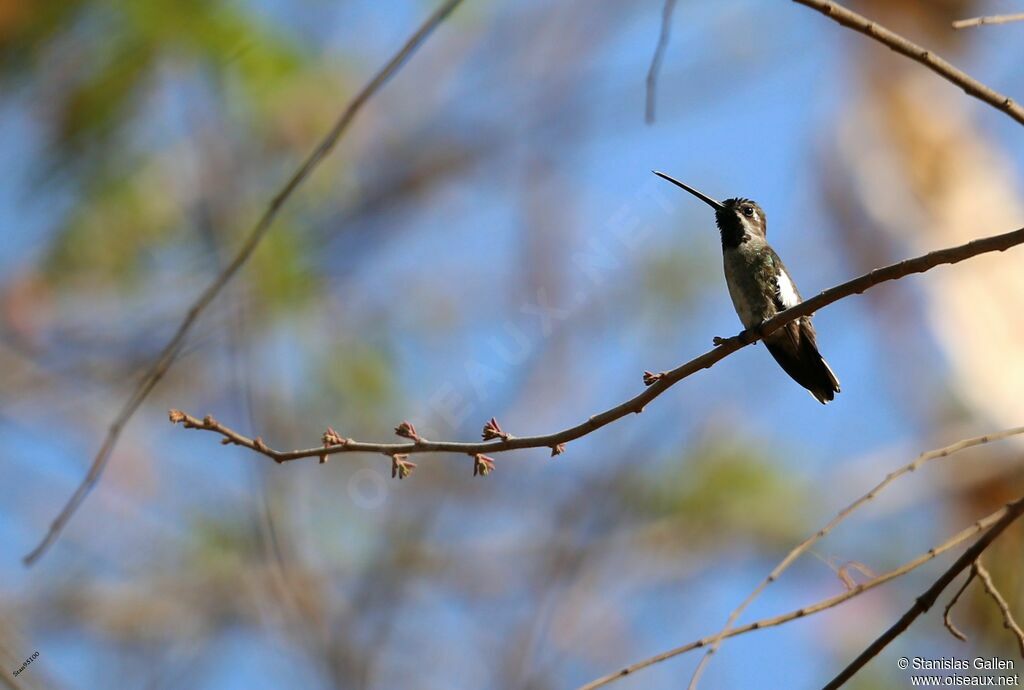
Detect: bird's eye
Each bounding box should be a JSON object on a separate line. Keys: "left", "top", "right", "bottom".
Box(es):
{"left": 743, "top": 206, "right": 754, "bottom": 217}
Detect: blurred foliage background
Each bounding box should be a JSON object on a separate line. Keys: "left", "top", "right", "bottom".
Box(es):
{"left": 1, "top": 1, "right": 1023, "bottom": 688}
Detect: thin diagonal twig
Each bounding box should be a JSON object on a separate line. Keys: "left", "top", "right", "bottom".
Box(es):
{"left": 645, "top": 0, "right": 679, "bottom": 124}
{"left": 974, "top": 558, "right": 1024, "bottom": 657}
{"left": 22, "top": 0, "right": 467, "bottom": 567}
{"left": 953, "top": 12, "right": 1024, "bottom": 30}
{"left": 685, "top": 426, "right": 1024, "bottom": 689}
{"left": 822, "top": 497, "right": 1024, "bottom": 690}
{"left": 577, "top": 500, "right": 1018, "bottom": 689}
{"left": 793, "top": 0, "right": 1024, "bottom": 126}
{"left": 942, "top": 568, "right": 976, "bottom": 643}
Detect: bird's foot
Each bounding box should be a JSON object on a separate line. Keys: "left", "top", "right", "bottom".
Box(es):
{"left": 642, "top": 370, "right": 664, "bottom": 386}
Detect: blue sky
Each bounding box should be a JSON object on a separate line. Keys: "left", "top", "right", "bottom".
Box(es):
{"left": 2, "top": 1, "right": 1023, "bottom": 688}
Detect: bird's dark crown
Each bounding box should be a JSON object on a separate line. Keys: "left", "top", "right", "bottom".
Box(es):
{"left": 715, "top": 197, "right": 766, "bottom": 248}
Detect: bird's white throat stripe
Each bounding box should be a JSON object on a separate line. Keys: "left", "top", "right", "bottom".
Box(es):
{"left": 777, "top": 269, "right": 800, "bottom": 308}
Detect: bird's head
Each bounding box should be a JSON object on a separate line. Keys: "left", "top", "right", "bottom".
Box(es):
{"left": 653, "top": 171, "right": 766, "bottom": 246}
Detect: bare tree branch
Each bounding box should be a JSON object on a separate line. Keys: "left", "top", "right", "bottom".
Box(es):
{"left": 686, "top": 426, "right": 1024, "bottom": 689}
{"left": 793, "top": 0, "right": 1024, "bottom": 126}
{"left": 22, "top": 0, "right": 468, "bottom": 567}
{"left": 974, "top": 558, "right": 1024, "bottom": 657}
{"left": 170, "top": 227, "right": 1024, "bottom": 466}
{"left": 953, "top": 12, "right": 1024, "bottom": 30}
{"left": 578, "top": 500, "right": 1019, "bottom": 690}
{"left": 645, "top": 0, "right": 679, "bottom": 124}
{"left": 942, "top": 569, "right": 975, "bottom": 643}
{"left": 822, "top": 497, "right": 1024, "bottom": 690}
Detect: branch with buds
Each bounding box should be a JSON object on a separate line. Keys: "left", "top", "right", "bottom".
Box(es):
{"left": 581, "top": 427, "right": 1024, "bottom": 689}
{"left": 941, "top": 556, "right": 1024, "bottom": 654}
{"left": 578, "top": 496, "right": 1024, "bottom": 690}
{"left": 684, "top": 426, "right": 1024, "bottom": 689}
{"left": 821, "top": 497, "right": 1024, "bottom": 689}
{"left": 170, "top": 227, "right": 1024, "bottom": 473}
{"left": 23, "top": 0, "right": 469, "bottom": 567}
{"left": 972, "top": 559, "right": 1024, "bottom": 657}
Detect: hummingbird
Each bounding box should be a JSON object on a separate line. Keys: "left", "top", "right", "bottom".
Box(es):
{"left": 653, "top": 171, "right": 840, "bottom": 404}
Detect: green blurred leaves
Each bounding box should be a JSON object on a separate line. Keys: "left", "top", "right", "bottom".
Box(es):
{"left": 16, "top": 0, "right": 321, "bottom": 288}
{"left": 187, "top": 513, "right": 261, "bottom": 576}
{"left": 45, "top": 160, "right": 183, "bottom": 284}
{"left": 625, "top": 436, "right": 811, "bottom": 547}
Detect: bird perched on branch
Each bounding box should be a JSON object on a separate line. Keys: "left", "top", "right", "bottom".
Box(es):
{"left": 654, "top": 171, "right": 840, "bottom": 404}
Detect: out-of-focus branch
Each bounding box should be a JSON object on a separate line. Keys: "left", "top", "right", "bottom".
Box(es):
{"left": 942, "top": 556, "right": 1024, "bottom": 653}
{"left": 0, "top": 669, "right": 26, "bottom": 690}
{"left": 578, "top": 500, "right": 1018, "bottom": 690}
{"left": 22, "top": 0, "right": 468, "bottom": 567}
{"left": 952, "top": 12, "right": 1024, "bottom": 30}
{"left": 686, "top": 426, "right": 1024, "bottom": 689}
{"left": 974, "top": 558, "right": 1024, "bottom": 657}
{"left": 645, "top": 0, "right": 678, "bottom": 124}
{"left": 793, "top": 0, "right": 1024, "bottom": 126}
{"left": 942, "top": 569, "right": 975, "bottom": 643}
{"left": 170, "top": 227, "right": 1024, "bottom": 467}
{"left": 822, "top": 497, "right": 1024, "bottom": 690}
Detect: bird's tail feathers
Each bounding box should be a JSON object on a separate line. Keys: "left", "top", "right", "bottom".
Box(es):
{"left": 764, "top": 333, "right": 841, "bottom": 405}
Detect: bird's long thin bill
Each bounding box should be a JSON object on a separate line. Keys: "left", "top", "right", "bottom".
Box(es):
{"left": 652, "top": 171, "right": 725, "bottom": 211}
